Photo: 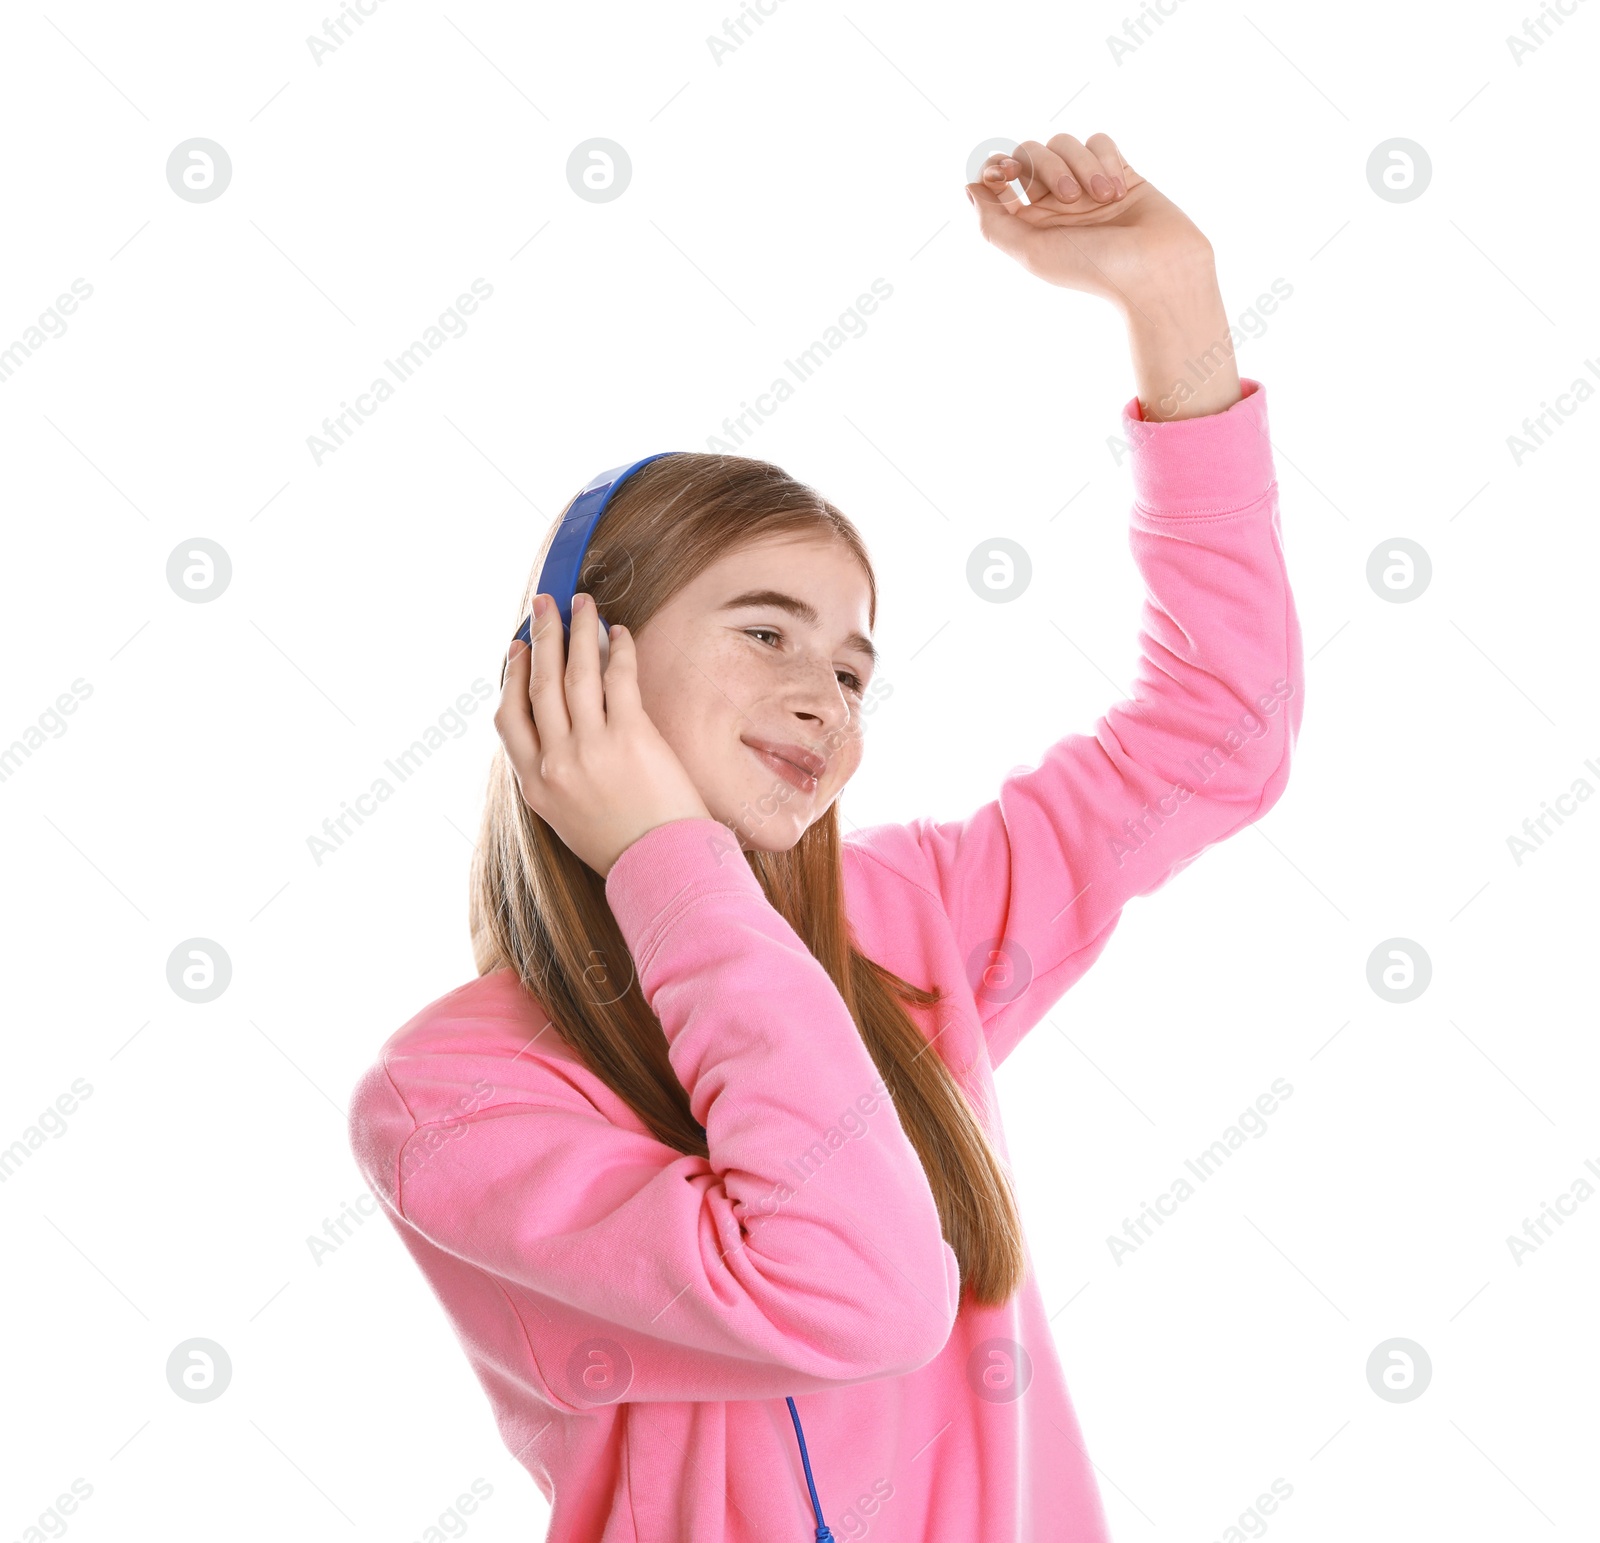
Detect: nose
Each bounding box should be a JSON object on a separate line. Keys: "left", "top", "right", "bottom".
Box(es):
{"left": 779, "top": 651, "right": 858, "bottom": 741}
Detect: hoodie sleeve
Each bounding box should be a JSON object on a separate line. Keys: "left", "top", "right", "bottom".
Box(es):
{"left": 901, "top": 378, "right": 1303, "bottom": 1069}
{"left": 353, "top": 815, "right": 961, "bottom": 1411}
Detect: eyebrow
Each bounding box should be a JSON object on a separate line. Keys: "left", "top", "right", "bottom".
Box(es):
{"left": 717, "top": 588, "right": 878, "bottom": 667}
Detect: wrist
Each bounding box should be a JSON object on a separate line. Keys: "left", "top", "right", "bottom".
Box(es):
{"left": 1117, "top": 258, "right": 1243, "bottom": 422}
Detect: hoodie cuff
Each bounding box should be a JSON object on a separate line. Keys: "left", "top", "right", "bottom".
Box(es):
{"left": 1122, "top": 376, "right": 1275, "bottom": 518}
{"left": 604, "top": 816, "right": 760, "bottom": 969}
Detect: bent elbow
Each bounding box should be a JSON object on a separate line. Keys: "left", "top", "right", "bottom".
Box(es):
{"left": 815, "top": 1240, "right": 961, "bottom": 1382}
{"left": 1248, "top": 714, "right": 1299, "bottom": 821}
{"left": 876, "top": 1309, "right": 958, "bottom": 1379}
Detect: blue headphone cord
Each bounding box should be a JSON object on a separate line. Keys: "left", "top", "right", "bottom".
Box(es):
{"left": 786, "top": 1397, "right": 835, "bottom": 1542}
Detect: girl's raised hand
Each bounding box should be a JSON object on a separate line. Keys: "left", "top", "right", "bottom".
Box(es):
{"left": 965, "top": 131, "right": 1213, "bottom": 310}
{"left": 495, "top": 594, "right": 714, "bottom": 878}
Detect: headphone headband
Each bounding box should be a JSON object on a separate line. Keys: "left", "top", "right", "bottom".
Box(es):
{"left": 513, "top": 451, "right": 681, "bottom": 646}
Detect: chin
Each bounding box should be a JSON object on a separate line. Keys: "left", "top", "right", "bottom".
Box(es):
{"left": 711, "top": 794, "right": 815, "bottom": 853}
{"left": 741, "top": 822, "right": 807, "bottom": 854}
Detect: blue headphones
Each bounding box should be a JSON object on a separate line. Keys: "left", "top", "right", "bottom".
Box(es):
{"left": 512, "top": 452, "right": 682, "bottom": 650}
{"left": 514, "top": 451, "right": 839, "bottom": 1543}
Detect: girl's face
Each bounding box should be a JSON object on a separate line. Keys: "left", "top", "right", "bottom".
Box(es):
{"left": 630, "top": 533, "right": 877, "bottom": 851}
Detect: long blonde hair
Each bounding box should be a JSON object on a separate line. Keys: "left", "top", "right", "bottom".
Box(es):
{"left": 468, "top": 452, "right": 1025, "bottom": 1307}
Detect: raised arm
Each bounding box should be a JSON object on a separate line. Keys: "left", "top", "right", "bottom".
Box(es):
{"left": 880, "top": 134, "right": 1303, "bottom": 1067}
{"left": 891, "top": 379, "right": 1298, "bottom": 1067}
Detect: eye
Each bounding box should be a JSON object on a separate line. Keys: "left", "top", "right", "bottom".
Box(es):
{"left": 744, "top": 627, "right": 866, "bottom": 697}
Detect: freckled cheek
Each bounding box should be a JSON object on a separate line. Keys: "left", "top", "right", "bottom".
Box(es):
{"left": 827, "top": 724, "right": 866, "bottom": 787}
{"left": 703, "top": 649, "right": 766, "bottom": 708}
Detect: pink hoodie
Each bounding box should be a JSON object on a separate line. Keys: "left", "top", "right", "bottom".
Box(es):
{"left": 348, "top": 378, "right": 1301, "bottom": 1543}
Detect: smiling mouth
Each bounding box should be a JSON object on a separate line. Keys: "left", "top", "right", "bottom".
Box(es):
{"left": 744, "top": 740, "right": 822, "bottom": 793}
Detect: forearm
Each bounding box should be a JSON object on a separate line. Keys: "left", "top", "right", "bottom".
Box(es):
{"left": 1120, "top": 258, "right": 1242, "bottom": 422}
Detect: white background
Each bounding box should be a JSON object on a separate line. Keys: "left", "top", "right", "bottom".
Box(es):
{"left": 2, "top": 1, "right": 1597, "bottom": 1539}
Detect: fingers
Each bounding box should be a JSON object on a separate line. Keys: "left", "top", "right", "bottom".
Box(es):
{"left": 976, "top": 151, "right": 1027, "bottom": 212}
{"left": 973, "top": 135, "right": 1130, "bottom": 214}
{"left": 597, "top": 617, "right": 640, "bottom": 723}
{"left": 1048, "top": 132, "right": 1127, "bottom": 203}
{"left": 564, "top": 592, "right": 605, "bottom": 734}
{"left": 1004, "top": 140, "right": 1086, "bottom": 207}
{"left": 525, "top": 594, "right": 572, "bottom": 745}
{"left": 495, "top": 631, "right": 545, "bottom": 797}
{"left": 496, "top": 597, "right": 640, "bottom": 825}
{"left": 1084, "top": 131, "right": 1131, "bottom": 195}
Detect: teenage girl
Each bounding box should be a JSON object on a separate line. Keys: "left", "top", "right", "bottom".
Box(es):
{"left": 349, "top": 130, "right": 1303, "bottom": 1543}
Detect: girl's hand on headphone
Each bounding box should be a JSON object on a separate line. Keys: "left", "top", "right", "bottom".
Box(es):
{"left": 495, "top": 592, "right": 714, "bottom": 879}
{"left": 964, "top": 131, "right": 1213, "bottom": 312}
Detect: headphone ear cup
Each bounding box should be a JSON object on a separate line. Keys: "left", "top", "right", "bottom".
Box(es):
{"left": 597, "top": 617, "right": 611, "bottom": 673}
